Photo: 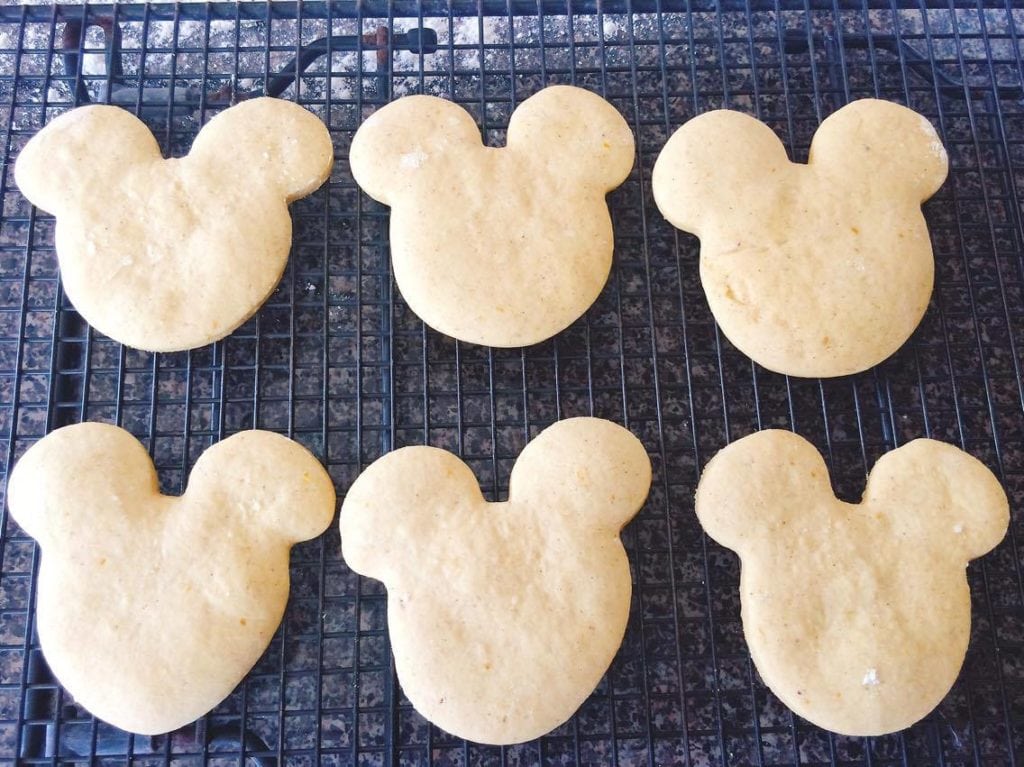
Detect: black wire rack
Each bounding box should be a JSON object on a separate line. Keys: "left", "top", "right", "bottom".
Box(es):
{"left": 0, "top": 1, "right": 1021, "bottom": 765}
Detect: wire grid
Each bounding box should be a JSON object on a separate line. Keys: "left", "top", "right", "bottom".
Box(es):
{"left": 0, "top": 1, "right": 1021, "bottom": 765}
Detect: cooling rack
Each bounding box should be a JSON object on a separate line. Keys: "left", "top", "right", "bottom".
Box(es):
{"left": 0, "top": 1, "right": 1021, "bottom": 765}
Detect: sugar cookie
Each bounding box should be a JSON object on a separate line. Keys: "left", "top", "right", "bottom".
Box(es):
{"left": 340, "top": 417, "right": 651, "bottom": 743}
{"left": 15, "top": 98, "right": 333, "bottom": 351}
{"left": 653, "top": 99, "right": 948, "bottom": 377}
{"left": 695, "top": 430, "right": 1008, "bottom": 735}
{"left": 350, "top": 86, "right": 635, "bottom": 347}
{"left": 6, "top": 423, "right": 336, "bottom": 734}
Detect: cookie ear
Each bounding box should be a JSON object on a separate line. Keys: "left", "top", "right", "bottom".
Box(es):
{"left": 340, "top": 446, "right": 483, "bottom": 580}
{"left": 6, "top": 423, "right": 158, "bottom": 547}
{"left": 187, "top": 431, "right": 335, "bottom": 544}
{"left": 808, "top": 99, "right": 948, "bottom": 201}
{"left": 349, "top": 95, "right": 483, "bottom": 205}
{"left": 509, "top": 418, "right": 651, "bottom": 532}
{"left": 695, "top": 430, "right": 833, "bottom": 554}
{"left": 506, "top": 85, "right": 635, "bottom": 189}
{"left": 863, "top": 439, "right": 1008, "bottom": 561}
{"left": 190, "top": 97, "right": 333, "bottom": 202}
{"left": 652, "top": 109, "right": 789, "bottom": 235}
{"left": 14, "top": 105, "right": 161, "bottom": 216}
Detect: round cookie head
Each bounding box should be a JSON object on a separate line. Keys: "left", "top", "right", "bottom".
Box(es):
{"left": 695, "top": 429, "right": 1008, "bottom": 736}
{"left": 14, "top": 98, "right": 334, "bottom": 353}
{"left": 348, "top": 85, "right": 636, "bottom": 347}
{"left": 338, "top": 417, "right": 652, "bottom": 744}
{"left": 652, "top": 99, "right": 949, "bottom": 377}
{"left": 5, "top": 423, "right": 336, "bottom": 735}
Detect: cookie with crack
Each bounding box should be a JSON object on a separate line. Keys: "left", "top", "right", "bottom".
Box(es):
{"left": 6, "top": 422, "right": 336, "bottom": 734}
{"left": 340, "top": 417, "right": 651, "bottom": 743}
{"left": 350, "top": 85, "right": 635, "bottom": 347}
{"left": 695, "top": 430, "right": 1008, "bottom": 735}
{"left": 15, "top": 97, "right": 333, "bottom": 351}
{"left": 653, "top": 99, "right": 948, "bottom": 377}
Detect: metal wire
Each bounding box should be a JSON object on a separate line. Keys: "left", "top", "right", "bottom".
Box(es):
{"left": 0, "top": 1, "right": 1021, "bottom": 765}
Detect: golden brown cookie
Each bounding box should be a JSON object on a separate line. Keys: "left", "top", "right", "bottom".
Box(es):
{"left": 695, "top": 430, "right": 1008, "bottom": 735}
{"left": 6, "top": 423, "right": 337, "bottom": 734}
{"left": 653, "top": 99, "right": 948, "bottom": 377}
{"left": 15, "top": 98, "right": 333, "bottom": 352}
{"left": 339, "top": 417, "right": 651, "bottom": 743}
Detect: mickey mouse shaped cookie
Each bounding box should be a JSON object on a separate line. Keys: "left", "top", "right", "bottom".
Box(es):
{"left": 15, "top": 98, "right": 333, "bottom": 352}
{"left": 6, "top": 423, "right": 336, "bottom": 734}
{"left": 653, "top": 99, "right": 948, "bottom": 377}
{"left": 349, "top": 86, "right": 635, "bottom": 347}
{"left": 340, "top": 418, "right": 651, "bottom": 743}
{"left": 695, "top": 430, "right": 1008, "bottom": 735}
